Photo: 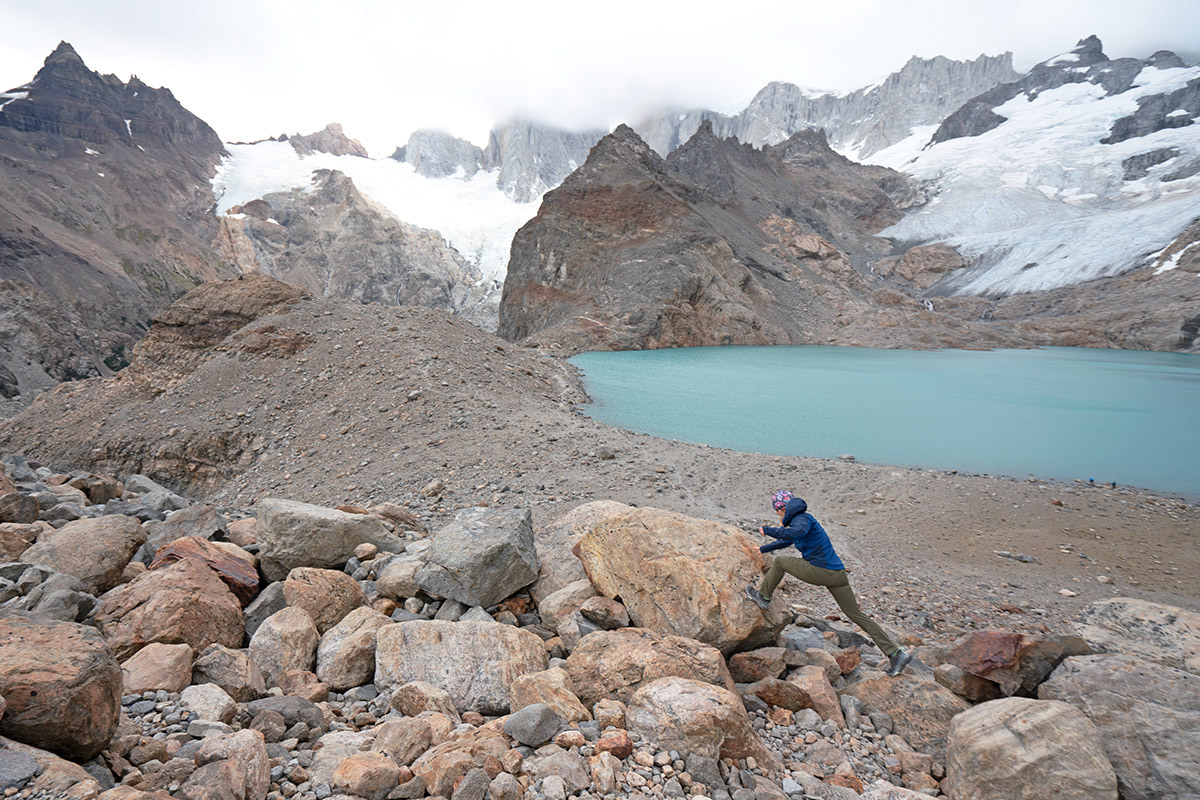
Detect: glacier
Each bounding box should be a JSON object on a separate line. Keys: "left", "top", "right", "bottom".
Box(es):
{"left": 867, "top": 64, "right": 1200, "bottom": 296}
{"left": 210, "top": 140, "right": 540, "bottom": 282}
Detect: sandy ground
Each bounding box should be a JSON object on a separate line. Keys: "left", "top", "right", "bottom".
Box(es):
{"left": 4, "top": 298, "right": 1195, "bottom": 646}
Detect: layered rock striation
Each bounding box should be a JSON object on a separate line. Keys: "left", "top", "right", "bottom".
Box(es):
{"left": 0, "top": 42, "right": 233, "bottom": 407}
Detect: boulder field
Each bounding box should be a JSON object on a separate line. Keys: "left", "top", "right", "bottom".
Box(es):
{"left": 1, "top": 459, "right": 1198, "bottom": 800}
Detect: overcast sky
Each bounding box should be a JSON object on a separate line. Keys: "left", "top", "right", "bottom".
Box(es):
{"left": 2, "top": 0, "right": 1197, "bottom": 156}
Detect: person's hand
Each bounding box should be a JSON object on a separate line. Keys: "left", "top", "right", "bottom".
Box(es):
{"left": 758, "top": 526, "right": 765, "bottom": 535}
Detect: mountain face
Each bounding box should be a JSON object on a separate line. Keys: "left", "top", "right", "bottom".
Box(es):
{"left": 214, "top": 169, "right": 489, "bottom": 321}
{"left": 498, "top": 123, "right": 923, "bottom": 351}
{"left": 0, "top": 42, "right": 233, "bottom": 410}
{"left": 391, "top": 120, "right": 606, "bottom": 202}
{"left": 287, "top": 122, "right": 369, "bottom": 157}
{"left": 873, "top": 36, "right": 1200, "bottom": 297}
{"left": 499, "top": 122, "right": 1200, "bottom": 355}
{"left": 635, "top": 53, "right": 1021, "bottom": 160}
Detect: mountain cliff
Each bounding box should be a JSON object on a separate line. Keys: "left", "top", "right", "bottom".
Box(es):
{"left": 286, "top": 122, "right": 369, "bottom": 157}
{"left": 0, "top": 41, "right": 233, "bottom": 410}
{"left": 214, "top": 169, "right": 491, "bottom": 325}
{"left": 498, "top": 123, "right": 922, "bottom": 351}
{"left": 635, "top": 53, "right": 1021, "bottom": 160}
{"left": 499, "top": 121, "right": 1200, "bottom": 355}
{"left": 390, "top": 120, "right": 606, "bottom": 202}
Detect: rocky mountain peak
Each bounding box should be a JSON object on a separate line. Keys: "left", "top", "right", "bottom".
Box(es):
{"left": 44, "top": 40, "right": 86, "bottom": 69}
{"left": 390, "top": 129, "right": 484, "bottom": 178}
{"left": 288, "top": 122, "right": 369, "bottom": 157}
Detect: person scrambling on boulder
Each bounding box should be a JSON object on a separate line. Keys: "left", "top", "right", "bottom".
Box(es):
{"left": 745, "top": 490, "right": 912, "bottom": 677}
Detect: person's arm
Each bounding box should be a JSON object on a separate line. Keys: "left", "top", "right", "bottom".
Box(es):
{"left": 759, "top": 538, "right": 791, "bottom": 553}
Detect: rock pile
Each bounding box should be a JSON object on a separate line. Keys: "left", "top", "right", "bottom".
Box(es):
{"left": 1, "top": 456, "right": 1197, "bottom": 800}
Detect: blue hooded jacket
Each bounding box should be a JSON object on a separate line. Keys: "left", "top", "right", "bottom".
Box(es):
{"left": 760, "top": 497, "right": 846, "bottom": 571}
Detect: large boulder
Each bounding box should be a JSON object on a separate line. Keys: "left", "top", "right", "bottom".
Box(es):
{"left": 248, "top": 607, "right": 319, "bottom": 689}
{"left": 141, "top": 505, "right": 227, "bottom": 560}
{"left": 510, "top": 667, "right": 592, "bottom": 722}
{"left": 181, "top": 729, "right": 270, "bottom": 800}
{"left": 192, "top": 644, "right": 266, "bottom": 703}
{"left": 943, "top": 630, "right": 1090, "bottom": 696}
{"left": 564, "top": 627, "right": 736, "bottom": 708}
{"left": 19, "top": 515, "right": 145, "bottom": 595}
{"left": 410, "top": 728, "right": 510, "bottom": 797}
{"left": 120, "top": 642, "right": 193, "bottom": 695}
{"left": 530, "top": 501, "right": 631, "bottom": 605}
{"left": 316, "top": 607, "right": 392, "bottom": 691}
{"left": 0, "top": 493, "right": 37, "bottom": 524}
{"left": 92, "top": 558, "right": 244, "bottom": 661}
{"left": 627, "top": 677, "right": 783, "bottom": 773}
{"left": 575, "top": 507, "right": 787, "bottom": 654}
{"left": 255, "top": 498, "right": 402, "bottom": 582}
{"left": 1038, "top": 654, "right": 1200, "bottom": 800}
{"left": 0, "top": 612, "right": 122, "bottom": 760}
{"left": 149, "top": 537, "right": 260, "bottom": 606}
{"left": 839, "top": 674, "right": 970, "bottom": 761}
{"left": 946, "top": 697, "right": 1117, "bottom": 800}
{"left": 0, "top": 736, "right": 101, "bottom": 798}
{"left": 375, "top": 620, "right": 546, "bottom": 715}
{"left": 283, "top": 567, "right": 366, "bottom": 634}
{"left": 414, "top": 507, "right": 539, "bottom": 607}
{"left": 1074, "top": 598, "right": 1200, "bottom": 674}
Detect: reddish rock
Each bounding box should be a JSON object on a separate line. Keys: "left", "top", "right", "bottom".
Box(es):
{"left": 835, "top": 648, "right": 862, "bottom": 674}
{"left": 565, "top": 627, "right": 736, "bottom": 708}
{"left": 575, "top": 508, "right": 787, "bottom": 654}
{"left": 594, "top": 732, "right": 633, "bottom": 759}
{"left": 150, "top": 536, "right": 260, "bottom": 606}
{"left": 0, "top": 523, "right": 38, "bottom": 561}
{"left": 120, "top": 642, "right": 194, "bottom": 695}
{"left": 826, "top": 773, "right": 865, "bottom": 793}
{"left": 728, "top": 647, "right": 787, "bottom": 683}
{"left": 283, "top": 567, "right": 367, "bottom": 633}
{"left": 20, "top": 515, "right": 145, "bottom": 595}
{"left": 92, "top": 558, "right": 244, "bottom": 660}
{"left": 944, "top": 631, "right": 1089, "bottom": 696}
{"left": 934, "top": 663, "right": 1003, "bottom": 703}
{"left": 280, "top": 670, "right": 329, "bottom": 702}
{"left": 788, "top": 666, "right": 845, "bottom": 727}
{"left": 0, "top": 612, "right": 122, "bottom": 760}
{"left": 747, "top": 678, "right": 814, "bottom": 711}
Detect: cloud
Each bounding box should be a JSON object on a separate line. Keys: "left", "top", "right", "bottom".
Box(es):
{"left": 1, "top": 0, "right": 1197, "bottom": 156}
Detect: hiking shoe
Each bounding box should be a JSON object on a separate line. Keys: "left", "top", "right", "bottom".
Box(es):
{"left": 744, "top": 584, "right": 771, "bottom": 612}
{"left": 886, "top": 649, "right": 913, "bottom": 677}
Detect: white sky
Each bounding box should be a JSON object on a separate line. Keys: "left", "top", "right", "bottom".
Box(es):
{"left": 1, "top": 0, "right": 1197, "bottom": 157}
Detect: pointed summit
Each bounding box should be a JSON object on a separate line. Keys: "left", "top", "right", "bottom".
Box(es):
{"left": 45, "top": 41, "right": 85, "bottom": 68}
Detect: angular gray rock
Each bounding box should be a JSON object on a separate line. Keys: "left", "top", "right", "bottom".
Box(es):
{"left": 316, "top": 606, "right": 392, "bottom": 691}
{"left": 415, "top": 507, "right": 539, "bottom": 607}
{"left": 1074, "top": 597, "right": 1200, "bottom": 674}
{"left": 19, "top": 515, "right": 144, "bottom": 594}
{"left": 375, "top": 620, "right": 547, "bottom": 715}
{"left": 255, "top": 498, "right": 402, "bottom": 582}
{"left": 503, "top": 702, "right": 562, "bottom": 747}
{"left": 946, "top": 696, "right": 1117, "bottom": 800}
{"left": 1038, "top": 654, "right": 1200, "bottom": 800}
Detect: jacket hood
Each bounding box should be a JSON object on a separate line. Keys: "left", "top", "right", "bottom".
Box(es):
{"left": 781, "top": 497, "right": 808, "bottom": 525}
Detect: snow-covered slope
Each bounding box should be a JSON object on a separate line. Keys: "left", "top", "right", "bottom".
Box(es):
{"left": 211, "top": 140, "right": 539, "bottom": 281}
{"left": 868, "top": 39, "right": 1200, "bottom": 296}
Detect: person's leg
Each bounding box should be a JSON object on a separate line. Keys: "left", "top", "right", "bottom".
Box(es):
{"left": 759, "top": 555, "right": 800, "bottom": 599}
{"left": 826, "top": 576, "right": 900, "bottom": 657}
{"left": 760, "top": 555, "right": 840, "bottom": 598}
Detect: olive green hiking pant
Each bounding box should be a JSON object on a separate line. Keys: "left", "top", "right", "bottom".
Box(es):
{"left": 759, "top": 555, "right": 899, "bottom": 656}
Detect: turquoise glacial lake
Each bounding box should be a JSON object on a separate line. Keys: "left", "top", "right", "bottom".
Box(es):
{"left": 569, "top": 346, "right": 1200, "bottom": 499}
